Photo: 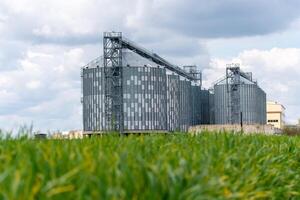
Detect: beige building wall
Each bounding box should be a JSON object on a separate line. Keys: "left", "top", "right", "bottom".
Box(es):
{"left": 267, "top": 101, "right": 285, "bottom": 129}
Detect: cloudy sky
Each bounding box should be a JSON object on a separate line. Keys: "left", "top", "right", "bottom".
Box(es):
{"left": 1, "top": 0, "right": 300, "bottom": 132}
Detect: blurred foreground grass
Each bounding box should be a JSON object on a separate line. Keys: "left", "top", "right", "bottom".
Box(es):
{"left": 0, "top": 133, "right": 300, "bottom": 200}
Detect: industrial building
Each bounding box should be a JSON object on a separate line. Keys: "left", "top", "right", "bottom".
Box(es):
{"left": 213, "top": 64, "right": 266, "bottom": 125}
{"left": 81, "top": 33, "right": 267, "bottom": 134}
{"left": 82, "top": 32, "right": 206, "bottom": 133}
{"left": 267, "top": 101, "right": 285, "bottom": 129}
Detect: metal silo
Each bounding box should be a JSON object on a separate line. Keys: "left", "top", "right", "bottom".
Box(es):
{"left": 123, "top": 66, "right": 168, "bottom": 132}
{"left": 200, "top": 89, "right": 215, "bottom": 124}
{"left": 179, "top": 78, "right": 192, "bottom": 131}
{"left": 166, "top": 74, "right": 180, "bottom": 131}
{"left": 82, "top": 55, "right": 169, "bottom": 133}
{"left": 82, "top": 63, "right": 200, "bottom": 133}
{"left": 214, "top": 65, "right": 266, "bottom": 125}
{"left": 81, "top": 58, "right": 106, "bottom": 132}
{"left": 166, "top": 74, "right": 195, "bottom": 132}
{"left": 82, "top": 32, "right": 204, "bottom": 134}
{"left": 209, "top": 91, "right": 215, "bottom": 124}
{"left": 191, "top": 85, "right": 202, "bottom": 126}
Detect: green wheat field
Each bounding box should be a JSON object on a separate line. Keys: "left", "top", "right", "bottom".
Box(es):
{"left": 0, "top": 132, "right": 300, "bottom": 200}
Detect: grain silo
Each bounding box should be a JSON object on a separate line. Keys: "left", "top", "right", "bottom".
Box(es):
{"left": 81, "top": 32, "right": 204, "bottom": 134}
{"left": 199, "top": 89, "right": 215, "bottom": 125}
{"left": 214, "top": 64, "right": 266, "bottom": 125}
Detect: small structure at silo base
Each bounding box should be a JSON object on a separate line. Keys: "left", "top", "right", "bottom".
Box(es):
{"left": 51, "top": 130, "right": 83, "bottom": 139}
{"left": 267, "top": 101, "right": 285, "bottom": 129}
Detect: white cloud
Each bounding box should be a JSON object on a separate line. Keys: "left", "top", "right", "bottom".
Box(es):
{"left": 26, "top": 80, "right": 41, "bottom": 90}
{"left": 0, "top": 44, "right": 91, "bottom": 131}
{"left": 0, "top": 0, "right": 135, "bottom": 44}
{"left": 125, "top": 0, "right": 300, "bottom": 38}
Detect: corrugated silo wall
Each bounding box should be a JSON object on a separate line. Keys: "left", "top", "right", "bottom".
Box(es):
{"left": 200, "top": 90, "right": 215, "bottom": 124}
{"left": 82, "top": 66, "right": 203, "bottom": 132}
{"left": 191, "top": 86, "right": 202, "bottom": 126}
{"left": 214, "top": 85, "right": 229, "bottom": 124}
{"left": 179, "top": 79, "right": 192, "bottom": 131}
{"left": 167, "top": 75, "right": 194, "bottom": 132}
{"left": 123, "top": 67, "right": 168, "bottom": 132}
{"left": 200, "top": 90, "right": 208, "bottom": 124}
{"left": 209, "top": 92, "right": 215, "bottom": 124}
{"left": 214, "top": 84, "right": 266, "bottom": 124}
{"left": 82, "top": 67, "right": 105, "bottom": 132}
{"left": 166, "top": 75, "right": 179, "bottom": 131}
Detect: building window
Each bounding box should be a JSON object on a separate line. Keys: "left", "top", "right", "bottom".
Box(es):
{"left": 268, "top": 120, "right": 279, "bottom": 123}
